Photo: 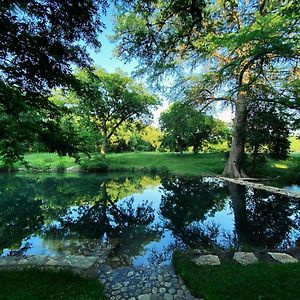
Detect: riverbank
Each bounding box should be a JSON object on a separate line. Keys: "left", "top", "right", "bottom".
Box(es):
{"left": 1, "top": 151, "right": 300, "bottom": 187}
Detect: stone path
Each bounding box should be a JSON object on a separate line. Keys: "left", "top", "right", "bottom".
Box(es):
{"left": 218, "top": 176, "right": 300, "bottom": 199}
{"left": 191, "top": 251, "right": 299, "bottom": 266}
{"left": 1, "top": 250, "right": 299, "bottom": 299}
{"left": 0, "top": 255, "right": 98, "bottom": 277}
{"left": 98, "top": 264, "right": 198, "bottom": 300}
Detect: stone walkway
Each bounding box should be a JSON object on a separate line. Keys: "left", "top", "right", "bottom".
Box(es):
{"left": 98, "top": 264, "right": 198, "bottom": 300}
{"left": 1, "top": 249, "right": 299, "bottom": 299}
{"left": 218, "top": 176, "right": 300, "bottom": 199}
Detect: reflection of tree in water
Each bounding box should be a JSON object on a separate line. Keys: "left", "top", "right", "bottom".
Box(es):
{"left": 0, "top": 173, "right": 159, "bottom": 257}
{"left": 228, "top": 182, "right": 300, "bottom": 249}
{"left": 160, "top": 177, "right": 228, "bottom": 249}
{"left": 160, "top": 177, "right": 300, "bottom": 251}
{"left": 46, "top": 183, "right": 158, "bottom": 263}
{"left": 44, "top": 182, "right": 155, "bottom": 235}
{"left": 0, "top": 175, "right": 44, "bottom": 254}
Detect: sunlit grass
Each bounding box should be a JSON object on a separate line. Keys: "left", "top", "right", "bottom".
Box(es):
{"left": 273, "top": 163, "right": 289, "bottom": 169}
{"left": 1, "top": 149, "right": 299, "bottom": 186}
{"left": 290, "top": 136, "right": 300, "bottom": 153}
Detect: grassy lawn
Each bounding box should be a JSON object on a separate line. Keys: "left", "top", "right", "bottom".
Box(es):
{"left": 1, "top": 147, "right": 299, "bottom": 185}
{"left": 14, "top": 152, "right": 77, "bottom": 170}
{"left": 253, "top": 153, "right": 300, "bottom": 186}
{"left": 173, "top": 251, "right": 300, "bottom": 300}
{"left": 0, "top": 269, "right": 106, "bottom": 300}
{"left": 105, "top": 152, "right": 226, "bottom": 176}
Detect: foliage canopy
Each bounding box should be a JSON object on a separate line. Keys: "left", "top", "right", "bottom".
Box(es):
{"left": 114, "top": 0, "right": 300, "bottom": 177}
{"left": 0, "top": 1, "right": 108, "bottom": 164}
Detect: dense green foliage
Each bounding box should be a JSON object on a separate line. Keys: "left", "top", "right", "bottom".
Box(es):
{"left": 0, "top": 1, "right": 108, "bottom": 165}
{"left": 108, "top": 123, "right": 163, "bottom": 152}
{"left": 173, "top": 251, "right": 300, "bottom": 300}
{"left": 61, "top": 68, "right": 158, "bottom": 155}
{"left": 246, "top": 102, "right": 292, "bottom": 168}
{"left": 114, "top": 0, "right": 300, "bottom": 177}
{"left": 0, "top": 269, "right": 106, "bottom": 300}
{"left": 160, "top": 101, "right": 229, "bottom": 153}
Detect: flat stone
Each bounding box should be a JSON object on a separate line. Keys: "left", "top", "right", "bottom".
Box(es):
{"left": 164, "top": 294, "right": 173, "bottom": 300}
{"left": 138, "top": 295, "right": 151, "bottom": 300}
{"left": 0, "top": 258, "right": 9, "bottom": 266}
{"left": 268, "top": 252, "right": 298, "bottom": 263}
{"left": 67, "top": 255, "right": 97, "bottom": 269}
{"left": 66, "top": 166, "right": 80, "bottom": 172}
{"left": 46, "top": 259, "right": 59, "bottom": 266}
{"left": 127, "top": 271, "right": 135, "bottom": 277}
{"left": 18, "top": 259, "right": 29, "bottom": 265}
{"left": 233, "top": 252, "right": 258, "bottom": 265}
{"left": 112, "top": 283, "right": 123, "bottom": 290}
{"left": 192, "top": 254, "right": 220, "bottom": 266}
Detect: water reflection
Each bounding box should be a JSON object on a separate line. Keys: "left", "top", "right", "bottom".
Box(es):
{"left": 228, "top": 182, "right": 300, "bottom": 250}
{"left": 160, "top": 177, "right": 228, "bottom": 250}
{"left": 0, "top": 173, "right": 300, "bottom": 266}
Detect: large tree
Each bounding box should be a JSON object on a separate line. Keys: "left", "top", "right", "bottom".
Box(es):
{"left": 113, "top": 0, "right": 300, "bottom": 177}
{"left": 65, "top": 68, "right": 158, "bottom": 155}
{"left": 0, "top": 1, "right": 108, "bottom": 164}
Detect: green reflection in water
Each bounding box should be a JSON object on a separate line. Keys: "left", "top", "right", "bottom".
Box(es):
{"left": 1, "top": 173, "right": 300, "bottom": 266}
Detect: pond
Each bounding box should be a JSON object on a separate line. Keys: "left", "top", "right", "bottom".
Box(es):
{"left": 1, "top": 172, "right": 300, "bottom": 267}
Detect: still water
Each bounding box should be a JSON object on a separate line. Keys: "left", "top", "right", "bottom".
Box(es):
{"left": 0, "top": 173, "right": 300, "bottom": 266}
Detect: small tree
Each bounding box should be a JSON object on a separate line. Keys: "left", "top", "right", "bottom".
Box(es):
{"left": 68, "top": 68, "right": 158, "bottom": 155}
{"left": 160, "top": 101, "right": 227, "bottom": 153}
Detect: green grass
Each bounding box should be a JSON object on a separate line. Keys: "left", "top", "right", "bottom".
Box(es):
{"left": 3, "top": 152, "right": 227, "bottom": 176}
{"left": 15, "top": 152, "right": 77, "bottom": 170}
{"left": 1, "top": 150, "right": 300, "bottom": 185}
{"left": 105, "top": 152, "right": 226, "bottom": 176}
{"left": 173, "top": 251, "right": 300, "bottom": 300}
{"left": 290, "top": 136, "right": 300, "bottom": 153}
{"left": 252, "top": 153, "right": 300, "bottom": 186}
{"left": 0, "top": 269, "right": 106, "bottom": 300}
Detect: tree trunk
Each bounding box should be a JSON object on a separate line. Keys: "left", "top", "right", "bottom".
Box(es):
{"left": 223, "top": 91, "right": 248, "bottom": 178}
{"left": 100, "top": 138, "right": 107, "bottom": 156}
{"left": 193, "top": 145, "right": 199, "bottom": 154}
{"left": 100, "top": 124, "right": 107, "bottom": 156}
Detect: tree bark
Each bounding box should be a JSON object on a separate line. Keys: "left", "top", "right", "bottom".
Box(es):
{"left": 100, "top": 123, "right": 107, "bottom": 156}
{"left": 193, "top": 145, "right": 199, "bottom": 154}
{"left": 223, "top": 90, "right": 248, "bottom": 178}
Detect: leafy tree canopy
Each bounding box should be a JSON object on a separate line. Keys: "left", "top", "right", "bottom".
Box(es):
{"left": 63, "top": 68, "right": 159, "bottom": 155}
{"left": 246, "top": 101, "right": 292, "bottom": 162}
{"left": 113, "top": 0, "right": 300, "bottom": 177}
{"left": 0, "top": 1, "right": 108, "bottom": 165}
{"left": 160, "top": 101, "right": 229, "bottom": 153}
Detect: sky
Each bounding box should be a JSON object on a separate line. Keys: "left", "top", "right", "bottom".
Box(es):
{"left": 89, "top": 8, "right": 233, "bottom": 127}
